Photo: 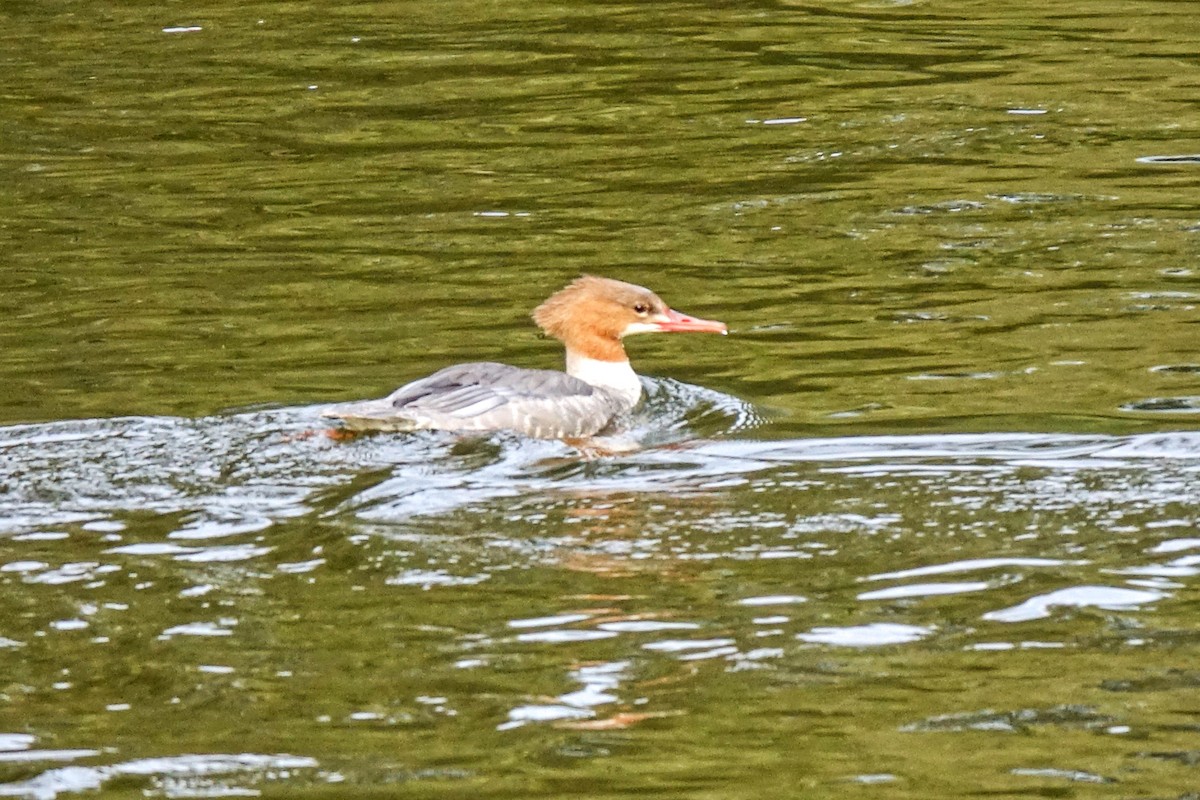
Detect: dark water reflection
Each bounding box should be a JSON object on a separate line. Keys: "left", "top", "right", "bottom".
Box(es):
{"left": 3, "top": 400, "right": 1200, "bottom": 795}
{"left": 3, "top": 0, "right": 1200, "bottom": 796}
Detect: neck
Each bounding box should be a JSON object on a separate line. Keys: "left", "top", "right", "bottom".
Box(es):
{"left": 565, "top": 348, "right": 642, "bottom": 408}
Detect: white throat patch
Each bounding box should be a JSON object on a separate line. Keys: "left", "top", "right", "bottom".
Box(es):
{"left": 565, "top": 351, "right": 642, "bottom": 407}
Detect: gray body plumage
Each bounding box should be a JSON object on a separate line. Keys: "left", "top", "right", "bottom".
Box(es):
{"left": 321, "top": 362, "right": 632, "bottom": 438}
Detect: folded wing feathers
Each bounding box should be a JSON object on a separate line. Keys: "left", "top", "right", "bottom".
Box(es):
{"left": 325, "top": 362, "right": 624, "bottom": 437}
{"left": 388, "top": 362, "right": 598, "bottom": 419}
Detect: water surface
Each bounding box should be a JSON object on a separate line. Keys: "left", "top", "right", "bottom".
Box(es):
{"left": 2, "top": 0, "right": 1200, "bottom": 797}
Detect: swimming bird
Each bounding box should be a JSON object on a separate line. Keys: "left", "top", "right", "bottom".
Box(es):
{"left": 320, "top": 276, "right": 727, "bottom": 438}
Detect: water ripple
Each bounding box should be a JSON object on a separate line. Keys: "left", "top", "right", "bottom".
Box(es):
{"left": 0, "top": 752, "right": 321, "bottom": 799}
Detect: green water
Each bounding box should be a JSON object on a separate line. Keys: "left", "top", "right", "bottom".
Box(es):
{"left": 2, "top": 0, "right": 1200, "bottom": 797}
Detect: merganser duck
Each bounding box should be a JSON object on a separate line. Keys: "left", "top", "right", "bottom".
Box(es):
{"left": 321, "top": 275, "right": 727, "bottom": 438}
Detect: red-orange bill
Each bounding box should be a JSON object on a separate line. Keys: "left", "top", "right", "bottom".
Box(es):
{"left": 653, "top": 307, "right": 728, "bottom": 334}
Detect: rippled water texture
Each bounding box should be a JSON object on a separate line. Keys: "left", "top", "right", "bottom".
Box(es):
{"left": 2, "top": 0, "right": 1200, "bottom": 797}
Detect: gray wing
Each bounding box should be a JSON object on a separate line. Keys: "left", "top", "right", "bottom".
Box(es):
{"left": 387, "top": 362, "right": 596, "bottom": 414}
{"left": 323, "top": 362, "right": 622, "bottom": 437}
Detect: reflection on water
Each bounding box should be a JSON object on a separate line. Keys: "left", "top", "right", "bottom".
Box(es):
{"left": 0, "top": 752, "right": 322, "bottom": 798}
{"left": 3, "top": 0, "right": 1200, "bottom": 795}
{"left": 2, "top": 400, "right": 1200, "bottom": 795}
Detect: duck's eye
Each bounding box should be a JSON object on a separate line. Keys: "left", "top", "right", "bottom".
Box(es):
{"left": 633, "top": 303, "right": 650, "bottom": 315}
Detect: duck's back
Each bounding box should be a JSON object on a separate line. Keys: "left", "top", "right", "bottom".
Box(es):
{"left": 321, "top": 362, "right": 629, "bottom": 438}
